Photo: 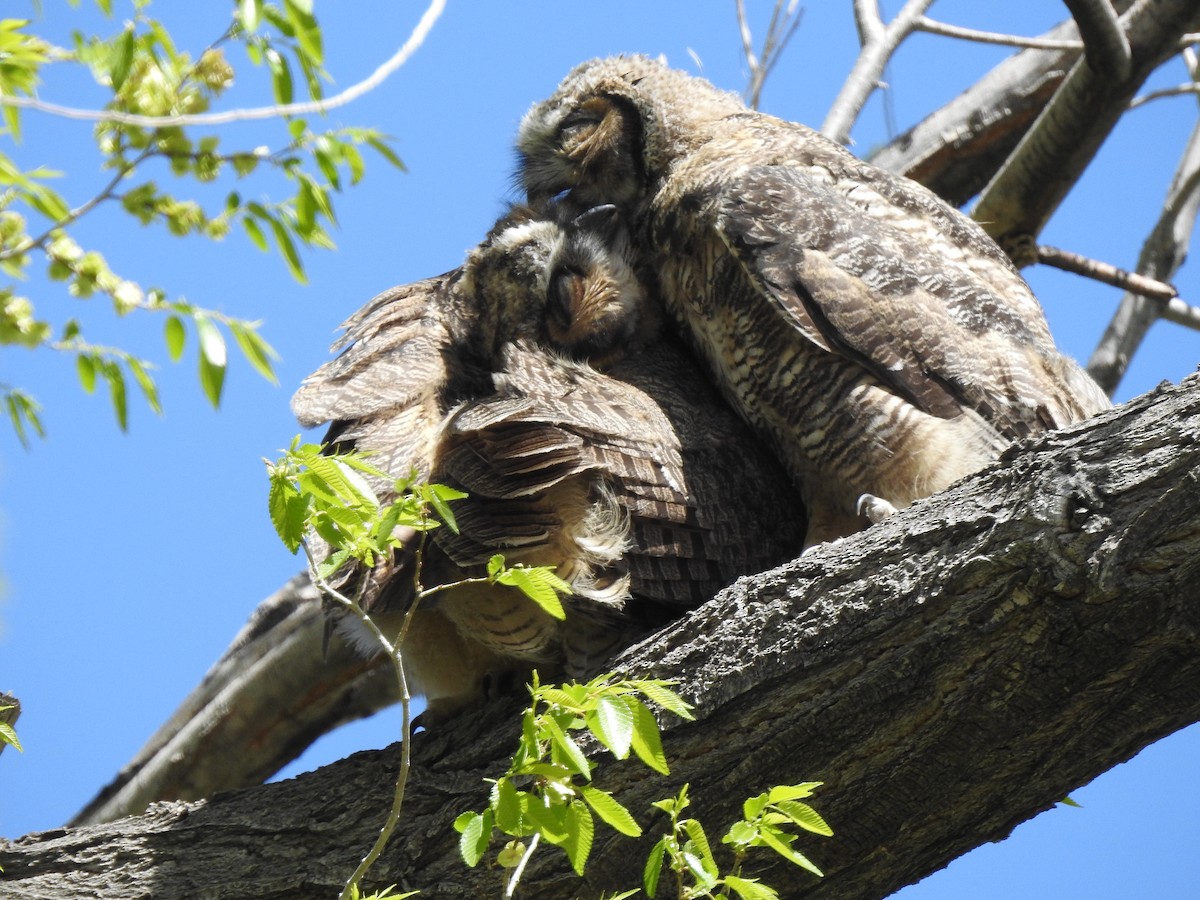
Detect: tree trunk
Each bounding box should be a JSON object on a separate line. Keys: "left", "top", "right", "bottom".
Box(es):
{"left": 3, "top": 373, "right": 1198, "bottom": 899}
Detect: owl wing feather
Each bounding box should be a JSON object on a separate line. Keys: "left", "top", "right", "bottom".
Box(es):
{"left": 712, "top": 164, "right": 1090, "bottom": 441}
{"left": 438, "top": 342, "right": 702, "bottom": 609}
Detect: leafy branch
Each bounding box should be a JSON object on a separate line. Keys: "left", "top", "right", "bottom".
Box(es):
{"left": 0, "top": 3, "right": 412, "bottom": 439}
{"left": 265, "top": 440, "right": 573, "bottom": 898}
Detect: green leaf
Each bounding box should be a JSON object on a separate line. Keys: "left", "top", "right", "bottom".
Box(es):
{"left": 496, "top": 840, "right": 525, "bottom": 868}
{"left": 454, "top": 809, "right": 492, "bottom": 868}
{"left": 267, "top": 475, "right": 309, "bottom": 553}
{"left": 239, "top": 0, "right": 262, "bottom": 31}
{"left": 0, "top": 720, "right": 21, "bottom": 752}
{"left": 683, "top": 818, "right": 718, "bottom": 879}
{"left": 268, "top": 215, "right": 305, "bottom": 282}
{"left": 128, "top": 358, "right": 162, "bottom": 415}
{"left": 627, "top": 698, "right": 669, "bottom": 775}
{"left": 521, "top": 798, "right": 569, "bottom": 844}
{"left": 285, "top": 0, "right": 323, "bottom": 65}
{"left": 588, "top": 693, "right": 634, "bottom": 759}
{"left": 724, "top": 875, "right": 780, "bottom": 900}
{"left": 757, "top": 825, "right": 823, "bottom": 877}
{"left": 264, "top": 47, "right": 294, "bottom": 105}
{"left": 494, "top": 565, "right": 568, "bottom": 620}
{"left": 723, "top": 820, "right": 757, "bottom": 847}
{"left": 635, "top": 682, "right": 695, "bottom": 721}
{"left": 242, "top": 214, "right": 269, "bottom": 251}
{"left": 5, "top": 388, "right": 44, "bottom": 446}
{"left": 315, "top": 547, "right": 351, "bottom": 580}
{"left": 229, "top": 320, "right": 279, "bottom": 384}
{"left": 543, "top": 715, "right": 591, "bottom": 779}
{"left": 560, "top": 799, "right": 594, "bottom": 876}
{"left": 580, "top": 785, "right": 641, "bottom": 837}
{"left": 365, "top": 134, "right": 406, "bottom": 171}
{"left": 743, "top": 792, "right": 769, "bottom": 822}
{"left": 195, "top": 315, "right": 227, "bottom": 407}
{"left": 107, "top": 25, "right": 136, "bottom": 92}
{"left": 76, "top": 353, "right": 97, "bottom": 393}
{"left": 767, "top": 783, "right": 821, "bottom": 803}
{"left": 492, "top": 777, "right": 523, "bottom": 835}
{"left": 427, "top": 482, "right": 466, "bottom": 528}
{"left": 681, "top": 850, "right": 717, "bottom": 890}
{"left": 643, "top": 836, "right": 668, "bottom": 898}
{"left": 773, "top": 800, "right": 833, "bottom": 837}
{"left": 164, "top": 315, "right": 186, "bottom": 361}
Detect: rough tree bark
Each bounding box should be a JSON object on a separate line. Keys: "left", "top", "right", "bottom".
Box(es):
{"left": 3, "top": 372, "right": 1198, "bottom": 900}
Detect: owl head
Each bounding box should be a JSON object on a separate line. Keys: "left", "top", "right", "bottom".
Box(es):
{"left": 463, "top": 202, "right": 656, "bottom": 367}
{"left": 517, "top": 55, "right": 743, "bottom": 208}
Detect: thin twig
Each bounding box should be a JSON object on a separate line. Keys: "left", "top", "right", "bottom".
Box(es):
{"left": 1130, "top": 82, "right": 1200, "bottom": 108}
{"left": 913, "top": 16, "right": 1085, "bottom": 51}
{"left": 0, "top": 0, "right": 446, "bottom": 128}
{"left": 0, "top": 145, "right": 153, "bottom": 262}
{"left": 505, "top": 832, "right": 541, "bottom": 899}
{"left": 302, "top": 541, "right": 417, "bottom": 900}
{"left": 1037, "top": 245, "right": 1179, "bottom": 299}
{"left": 736, "top": 0, "right": 804, "bottom": 110}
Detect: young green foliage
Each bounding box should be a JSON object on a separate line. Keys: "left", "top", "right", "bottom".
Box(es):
{"left": 0, "top": 6, "right": 405, "bottom": 439}
{"left": 0, "top": 705, "right": 22, "bottom": 753}
{"left": 265, "top": 439, "right": 461, "bottom": 580}
{"left": 265, "top": 439, "right": 576, "bottom": 900}
{"left": 644, "top": 782, "right": 832, "bottom": 899}
{"left": 455, "top": 673, "right": 695, "bottom": 883}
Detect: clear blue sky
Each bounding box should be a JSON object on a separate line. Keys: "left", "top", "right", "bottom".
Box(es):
{"left": 2, "top": 3, "right": 1198, "bottom": 896}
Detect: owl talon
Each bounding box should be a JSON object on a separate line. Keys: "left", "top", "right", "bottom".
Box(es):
{"left": 857, "top": 493, "right": 899, "bottom": 524}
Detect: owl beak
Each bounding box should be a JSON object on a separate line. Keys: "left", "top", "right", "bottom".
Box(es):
{"left": 571, "top": 204, "right": 622, "bottom": 241}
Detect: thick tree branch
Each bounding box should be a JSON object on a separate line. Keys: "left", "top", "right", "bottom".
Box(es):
{"left": 4, "top": 374, "right": 1199, "bottom": 899}
{"left": 72, "top": 576, "right": 394, "bottom": 826}
{"left": 869, "top": 13, "right": 1089, "bottom": 204}
{"left": 972, "top": 0, "right": 1200, "bottom": 250}
{"left": 1064, "top": 0, "right": 1133, "bottom": 81}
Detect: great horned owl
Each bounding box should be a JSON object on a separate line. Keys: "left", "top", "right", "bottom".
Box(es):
{"left": 292, "top": 203, "right": 804, "bottom": 719}
{"left": 517, "top": 56, "right": 1111, "bottom": 547}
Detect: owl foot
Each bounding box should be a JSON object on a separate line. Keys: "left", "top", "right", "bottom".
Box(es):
{"left": 857, "top": 493, "right": 899, "bottom": 524}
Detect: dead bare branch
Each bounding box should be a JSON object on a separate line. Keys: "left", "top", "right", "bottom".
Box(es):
{"left": 1036, "top": 245, "right": 1179, "bottom": 299}
{"left": 822, "top": 0, "right": 936, "bottom": 144}
{"left": 972, "top": 0, "right": 1200, "bottom": 252}
{"left": 912, "top": 17, "right": 1084, "bottom": 51}
{"left": 1064, "top": 0, "right": 1133, "bottom": 81}
{"left": 1130, "top": 81, "right": 1200, "bottom": 108}
{"left": 1089, "top": 129, "right": 1200, "bottom": 393}
{"left": 736, "top": 0, "right": 804, "bottom": 110}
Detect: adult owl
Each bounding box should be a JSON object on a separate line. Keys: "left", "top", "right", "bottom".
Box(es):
{"left": 517, "top": 56, "right": 1110, "bottom": 547}
{"left": 292, "top": 203, "right": 804, "bottom": 718}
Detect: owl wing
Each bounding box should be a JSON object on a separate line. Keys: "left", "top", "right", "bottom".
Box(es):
{"left": 437, "top": 342, "right": 691, "bottom": 605}
{"left": 290, "top": 270, "right": 483, "bottom": 613}
{"left": 290, "top": 270, "right": 481, "bottom": 478}
{"left": 712, "top": 164, "right": 1102, "bottom": 440}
